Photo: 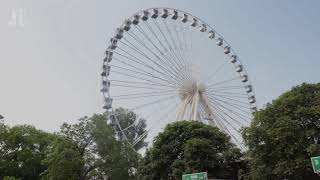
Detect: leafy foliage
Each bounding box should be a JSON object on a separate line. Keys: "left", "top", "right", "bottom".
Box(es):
{"left": 138, "top": 121, "right": 243, "bottom": 180}
{"left": 243, "top": 83, "right": 320, "bottom": 179}
{"left": 110, "top": 108, "right": 147, "bottom": 150}
{"left": 46, "top": 113, "right": 141, "bottom": 179}
{"left": 42, "top": 136, "right": 84, "bottom": 180}
{"left": 0, "top": 125, "right": 54, "bottom": 179}
{"left": 91, "top": 113, "right": 139, "bottom": 180}
{"left": 0, "top": 109, "right": 145, "bottom": 179}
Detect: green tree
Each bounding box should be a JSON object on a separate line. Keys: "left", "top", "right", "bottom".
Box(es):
{"left": 53, "top": 113, "right": 141, "bottom": 179}
{"left": 138, "top": 121, "right": 243, "bottom": 180}
{"left": 91, "top": 114, "right": 139, "bottom": 180}
{"left": 110, "top": 108, "right": 147, "bottom": 150}
{"left": 243, "top": 83, "right": 320, "bottom": 179}
{"left": 0, "top": 125, "right": 54, "bottom": 180}
{"left": 41, "top": 136, "right": 84, "bottom": 180}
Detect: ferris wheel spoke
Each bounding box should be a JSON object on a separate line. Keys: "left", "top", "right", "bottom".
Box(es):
{"left": 134, "top": 99, "right": 180, "bottom": 146}
{"left": 208, "top": 85, "right": 245, "bottom": 91}
{"left": 111, "top": 70, "right": 179, "bottom": 88}
{"left": 212, "top": 93, "right": 248, "bottom": 99}
{"left": 208, "top": 96, "right": 251, "bottom": 115}
{"left": 213, "top": 111, "right": 246, "bottom": 149}
{"left": 206, "top": 77, "right": 239, "bottom": 88}
{"left": 125, "top": 30, "right": 178, "bottom": 75}
{"left": 152, "top": 18, "right": 193, "bottom": 80}
{"left": 206, "top": 94, "right": 252, "bottom": 115}
{"left": 110, "top": 64, "right": 180, "bottom": 87}
{"left": 206, "top": 92, "right": 251, "bottom": 107}
{"left": 133, "top": 25, "right": 190, "bottom": 84}
{"left": 209, "top": 100, "right": 248, "bottom": 128}
{"left": 113, "top": 49, "right": 181, "bottom": 87}
{"left": 112, "top": 89, "right": 177, "bottom": 97}
{"left": 120, "top": 37, "right": 153, "bottom": 62}
{"left": 161, "top": 18, "right": 192, "bottom": 78}
{"left": 187, "top": 22, "right": 194, "bottom": 55}
{"left": 207, "top": 97, "right": 251, "bottom": 124}
{"left": 111, "top": 58, "right": 181, "bottom": 87}
{"left": 111, "top": 84, "right": 175, "bottom": 91}
{"left": 126, "top": 30, "right": 190, "bottom": 85}
{"left": 166, "top": 20, "right": 190, "bottom": 65}
{"left": 131, "top": 95, "right": 178, "bottom": 111}
{"left": 170, "top": 20, "right": 195, "bottom": 80}
{"left": 206, "top": 96, "right": 250, "bottom": 125}
{"left": 121, "top": 34, "right": 185, "bottom": 85}
{"left": 142, "top": 97, "right": 180, "bottom": 123}
{"left": 210, "top": 91, "right": 249, "bottom": 98}
{"left": 207, "top": 92, "right": 251, "bottom": 109}
{"left": 109, "top": 79, "right": 176, "bottom": 89}
{"left": 114, "top": 48, "right": 151, "bottom": 68}
{"left": 135, "top": 25, "right": 179, "bottom": 70}
{"left": 147, "top": 20, "right": 188, "bottom": 76}
{"left": 143, "top": 21, "right": 184, "bottom": 76}
{"left": 112, "top": 90, "right": 177, "bottom": 100}
{"left": 153, "top": 18, "right": 184, "bottom": 67}
{"left": 213, "top": 109, "right": 242, "bottom": 135}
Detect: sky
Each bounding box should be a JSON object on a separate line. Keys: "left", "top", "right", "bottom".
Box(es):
{"left": 0, "top": 0, "right": 319, "bottom": 133}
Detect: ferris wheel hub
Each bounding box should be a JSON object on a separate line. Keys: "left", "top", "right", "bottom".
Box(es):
{"left": 179, "top": 79, "right": 205, "bottom": 100}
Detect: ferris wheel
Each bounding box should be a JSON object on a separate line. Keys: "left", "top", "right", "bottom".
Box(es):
{"left": 101, "top": 8, "right": 257, "bottom": 149}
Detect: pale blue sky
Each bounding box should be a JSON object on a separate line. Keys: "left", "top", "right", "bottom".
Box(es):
{"left": 0, "top": 0, "right": 319, "bottom": 132}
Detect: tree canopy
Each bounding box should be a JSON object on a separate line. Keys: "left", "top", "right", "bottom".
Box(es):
{"left": 138, "top": 120, "right": 244, "bottom": 180}
{"left": 0, "top": 125, "right": 54, "bottom": 180}
{"left": 110, "top": 107, "right": 147, "bottom": 150}
{"left": 243, "top": 83, "right": 320, "bottom": 179}
{"left": 46, "top": 113, "right": 142, "bottom": 180}
{"left": 0, "top": 108, "right": 145, "bottom": 180}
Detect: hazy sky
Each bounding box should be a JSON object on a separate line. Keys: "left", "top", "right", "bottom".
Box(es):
{"left": 1, "top": 0, "right": 319, "bottom": 132}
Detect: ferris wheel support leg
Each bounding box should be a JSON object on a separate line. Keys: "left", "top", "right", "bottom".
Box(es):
{"left": 199, "top": 93, "right": 216, "bottom": 126}
{"left": 176, "top": 97, "right": 189, "bottom": 121}
{"left": 192, "top": 92, "right": 200, "bottom": 121}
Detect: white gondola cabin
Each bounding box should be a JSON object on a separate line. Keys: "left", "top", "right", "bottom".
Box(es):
{"left": 161, "top": 9, "right": 169, "bottom": 18}
{"left": 190, "top": 17, "right": 198, "bottom": 27}
{"left": 151, "top": 9, "right": 159, "bottom": 18}
{"left": 230, "top": 55, "right": 237, "bottom": 63}
{"left": 245, "top": 85, "right": 253, "bottom": 93}
{"left": 115, "top": 28, "right": 124, "bottom": 39}
{"left": 224, "top": 46, "right": 230, "bottom": 54}
{"left": 181, "top": 14, "right": 188, "bottom": 23}
{"left": 142, "top": 10, "right": 149, "bottom": 21}
{"left": 123, "top": 19, "right": 131, "bottom": 31}
{"left": 200, "top": 24, "right": 207, "bottom": 32}
{"left": 101, "top": 80, "right": 111, "bottom": 93}
{"left": 236, "top": 65, "right": 243, "bottom": 72}
{"left": 241, "top": 75, "right": 248, "bottom": 82}
{"left": 171, "top": 10, "right": 178, "bottom": 20}
{"left": 103, "top": 97, "right": 113, "bottom": 109}
{"left": 208, "top": 30, "right": 215, "bottom": 39}
{"left": 132, "top": 14, "right": 140, "bottom": 25}
{"left": 109, "top": 38, "right": 118, "bottom": 50}
{"left": 217, "top": 38, "right": 223, "bottom": 46}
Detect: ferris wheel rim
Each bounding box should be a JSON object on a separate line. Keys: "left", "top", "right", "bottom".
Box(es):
{"left": 101, "top": 7, "right": 257, "bottom": 149}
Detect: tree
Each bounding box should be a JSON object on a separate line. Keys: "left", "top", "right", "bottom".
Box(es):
{"left": 91, "top": 114, "right": 139, "bottom": 180}
{"left": 243, "top": 83, "right": 320, "bottom": 179}
{"left": 41, "top": 136, "right": 84, "bottom": 180}
{"left": 110, "top": 108, "right": 147, "bottom": 150}
{"left": 138, "top": 121, "right": 243, "bottom": 180}
{"left": 54, "top": 113, "right": 142, "bottom": 179}
{"left": 0, "top": 125, "right": 54, "bottom": 180}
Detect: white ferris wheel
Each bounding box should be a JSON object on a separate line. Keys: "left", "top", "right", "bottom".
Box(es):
{"left": 101, "top": 8, "right": 257, "bottom": 149}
